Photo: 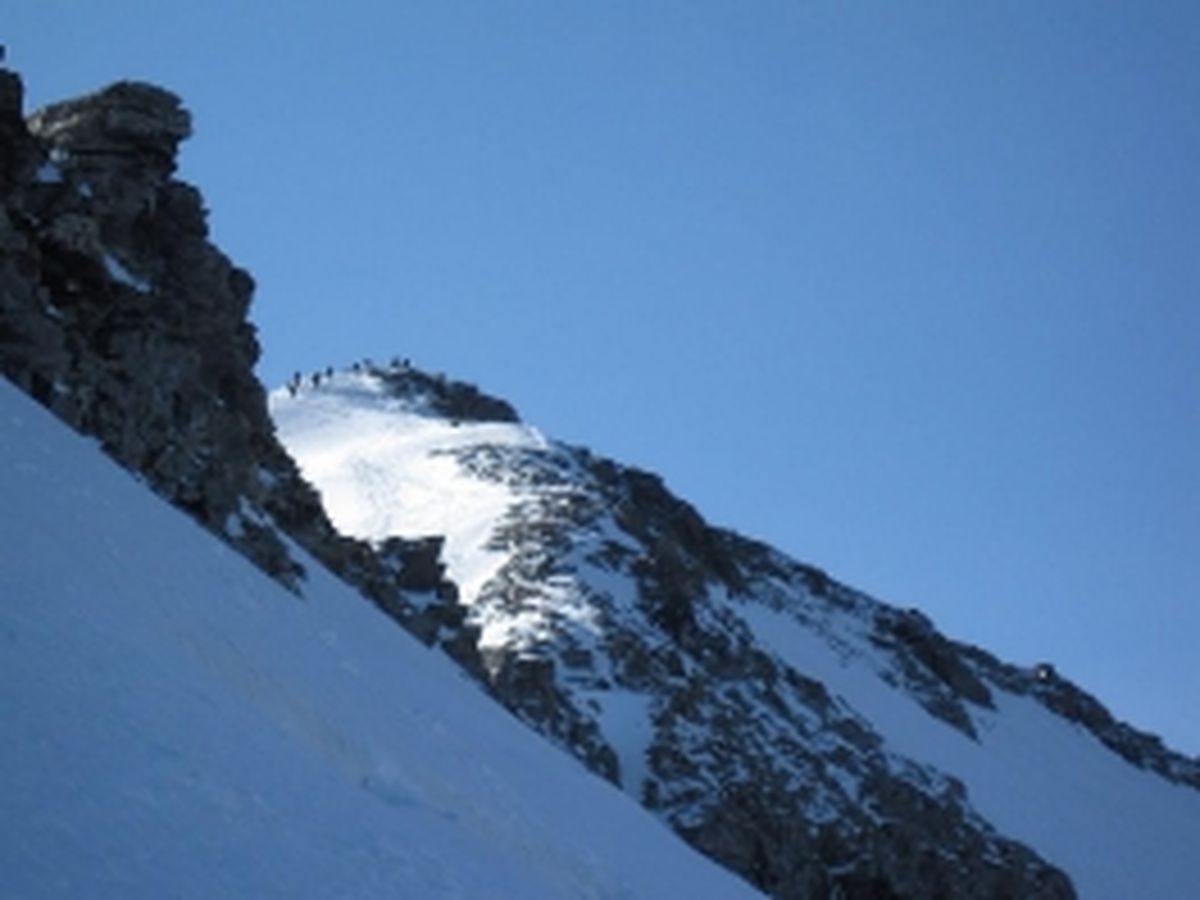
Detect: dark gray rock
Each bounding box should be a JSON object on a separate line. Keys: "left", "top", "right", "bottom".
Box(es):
{"left": 375, "top": 362, "right": 519, "bottom": 423}
{"left": 0, "top": 69, "right": 478, "bottom": 677}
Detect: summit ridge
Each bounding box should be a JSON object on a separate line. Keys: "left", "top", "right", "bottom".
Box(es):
{"left": 274, "top": 362, "right": 1199, "bottom": 899}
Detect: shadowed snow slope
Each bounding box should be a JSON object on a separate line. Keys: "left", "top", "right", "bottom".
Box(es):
{"left": 740, "top": 603, "right": 1200, "bottom": 899}
{"left": 0, "top": 378, "right": 759, "bottom": 899}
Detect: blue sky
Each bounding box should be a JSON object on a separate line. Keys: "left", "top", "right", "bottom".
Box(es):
{"left": 9, "top": 2, "right": 1198, "bottom": 755}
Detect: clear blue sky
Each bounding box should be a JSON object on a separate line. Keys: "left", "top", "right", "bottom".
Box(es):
{"left": 10, "top": 1, "right": 1198, "bottom": 755}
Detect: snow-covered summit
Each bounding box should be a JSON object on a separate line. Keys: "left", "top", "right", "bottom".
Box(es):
{"left": 273, "top": 362, "right": 1200, "bottom": 899}
{"left": 272, "top": 365, "right": 546, "bottom": 612}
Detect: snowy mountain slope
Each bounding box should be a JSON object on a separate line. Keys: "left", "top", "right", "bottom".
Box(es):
{"left": 274, "top": 364, "right": 1200, "bottom": 899}
{"left": 738, "top": 603, "right": 1200, "bottom": 899}
{"left": 0, "top": 377, "right": 760, "bottom": 900}
{"left": 4, "top": 68, "right": 1194, "bottom": 899}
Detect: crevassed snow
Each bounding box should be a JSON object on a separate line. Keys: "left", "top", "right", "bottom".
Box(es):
{"left": 271, "top": 372, "right": 544, "bottom": 606}
{"left": 738, "top": 603, "right": 1200, "bottom": 900}
{"left": 0, "top": 378, "right": 759, "bottom": 899}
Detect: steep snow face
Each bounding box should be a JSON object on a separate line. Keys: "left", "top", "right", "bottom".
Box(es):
{"left": 271, "top": 366, "right": 1200, "bottom": 900}
{"left": 0, "top": 378, "right": 760, "bottom": 900}
{"left": 272, "top": 370, "right": 546, "bottom": 613}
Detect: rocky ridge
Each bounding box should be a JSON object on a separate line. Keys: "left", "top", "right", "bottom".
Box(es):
{"left": 0, "top": 70, "right": 477, "bottom": 673}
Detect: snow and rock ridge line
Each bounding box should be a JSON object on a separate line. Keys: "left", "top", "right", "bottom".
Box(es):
{"left": 0, "top": 376, "right": 759, "bottom": 900}
{"left": 0, "top": 64, "right": 768, "bottom": 889}
{"left": 275, "top": 361, "right": 1200, "bottom": 899}
{"left": 0, "top": 68, "right": 485, "bottom": 677}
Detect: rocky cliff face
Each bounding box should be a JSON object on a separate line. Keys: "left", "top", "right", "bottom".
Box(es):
{"left": 0, "top": 70, "right": 475, "bottom": 671}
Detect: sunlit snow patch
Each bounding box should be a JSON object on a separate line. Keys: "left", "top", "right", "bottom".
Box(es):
{"left": 271, "top": 371, "right": 546, "bottom": 607}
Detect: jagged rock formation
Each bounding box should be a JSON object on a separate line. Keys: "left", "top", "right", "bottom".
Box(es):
{"left": 0, "top": 70, "right": 476, "bottom": 673}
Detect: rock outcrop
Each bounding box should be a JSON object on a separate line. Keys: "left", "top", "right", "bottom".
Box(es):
{"left": 0, "top": 70, "right": 477, "bottom": 674}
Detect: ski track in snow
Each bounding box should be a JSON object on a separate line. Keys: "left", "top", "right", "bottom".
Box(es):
{"left": 0, "top": 378, "right": 759, "bottom": 899}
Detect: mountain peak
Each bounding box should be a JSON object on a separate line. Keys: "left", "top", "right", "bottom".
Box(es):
{"left": 28, "top": 80, "right": 190, "bottom": 170}
{"left": 277, "top": 360, "right": 520, "bottom": 425}
{"left": 274, "top": 355, "right": 1200, "bottom": 898}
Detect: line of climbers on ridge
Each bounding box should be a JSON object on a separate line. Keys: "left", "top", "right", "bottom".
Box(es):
{"left": 284, "top": 356, "right": 413, "bottom": 397}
